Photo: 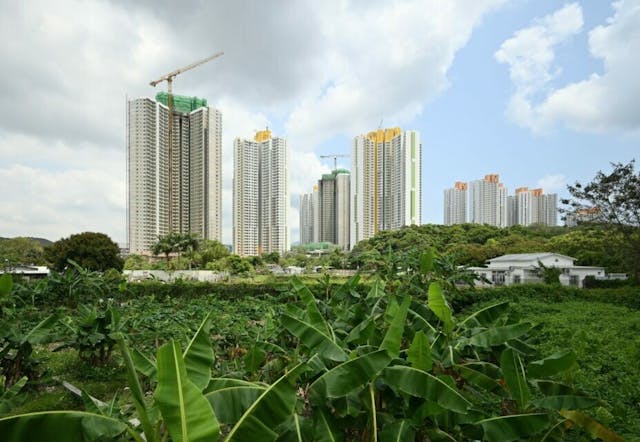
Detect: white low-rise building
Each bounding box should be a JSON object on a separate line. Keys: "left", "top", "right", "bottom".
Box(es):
{"left": 469, "top": 253, "right": 606, "bottom": 288}
{"left": 0, "top": 265, "right": 50, "bottom": 279}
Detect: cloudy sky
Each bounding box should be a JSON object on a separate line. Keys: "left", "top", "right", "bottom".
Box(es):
{"left": 1, "top": 0, "right": 638, "bottom": 245}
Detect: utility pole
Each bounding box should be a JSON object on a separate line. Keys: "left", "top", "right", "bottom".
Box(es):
{"left": 149, "top": 51, "right": 224, "bottom": 232}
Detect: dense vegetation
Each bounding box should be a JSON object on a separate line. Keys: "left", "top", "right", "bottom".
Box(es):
{"left": 561, "top": 160, "right": 640, "bottom": 280}
{"left": 1, "top": 253, "right": 637, "bottom": 440}
{"left": 45, "top": 232, "right": 124, "bottom": 272}
{"left": 0, "top": 237, "right": 48, "bottom": 267}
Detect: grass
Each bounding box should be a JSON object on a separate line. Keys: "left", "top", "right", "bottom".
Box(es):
{"left": 467, "top": 293, "right": 640, "bottom": 440}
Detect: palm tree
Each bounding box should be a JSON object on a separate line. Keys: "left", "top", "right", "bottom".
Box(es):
{"left": 152, "top": 232, "right": 200, "bottom": 269}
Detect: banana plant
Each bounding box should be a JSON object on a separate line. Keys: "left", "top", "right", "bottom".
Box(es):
{"left": 276, "top": 262, "right": 623, "bottom": 440}
{"left": 0, "top": 274, "right": 58, "bottom": 388}
{"left": 0, "top": 310, "right": 219, "bottom": 441}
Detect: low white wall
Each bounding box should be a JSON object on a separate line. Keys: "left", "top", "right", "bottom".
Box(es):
{"left": 124, "top": 270, "right": 229, "bottom": 283}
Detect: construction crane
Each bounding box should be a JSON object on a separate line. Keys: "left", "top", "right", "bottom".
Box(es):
{"left": 149, "top": 51, "right": 224, "bottom": 231}
{"left": 320, "top": 154, "right": 349, "bottom": 171}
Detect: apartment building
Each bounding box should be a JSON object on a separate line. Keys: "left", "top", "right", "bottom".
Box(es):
{"left": 127, "top": 94, "right": 221, "bottom": 253}
{"left": 444, "top": 181, "right": 467, "bottom": 225}
{"left": 233, "top": 129, "right": 289, "bottom": 256}
{"left": 469, "top": 174, "right": 508, "bottom": 227}
{"left": 444, "top": 175, "right": 557, "bottom": 227}
{"left": 350, "top": 128, "right": 421, "bottom": 247}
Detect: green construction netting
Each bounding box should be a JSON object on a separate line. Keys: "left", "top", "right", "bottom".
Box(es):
{"left": 155, "top": 92, "right": 207, "bottom": 113}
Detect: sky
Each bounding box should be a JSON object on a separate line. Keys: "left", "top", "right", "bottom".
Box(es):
{"left": 0, "top": 0, "right": 638, "bottom": 245}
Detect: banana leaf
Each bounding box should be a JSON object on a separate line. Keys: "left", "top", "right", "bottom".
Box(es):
{"left": 225, "top": 362, "right": 307, "bottom": 441}
{"left": 310, "top": 350, "right": 392, "bottom": 403}
{"left": 22, "top": 314, "right": 58, "bottom": 345}
{"left": 0, "top": 273, "right": 12, "bottom": 299}
{"left": 559, "top": 410, "right": 625, "bottom": 442}
{"left": 458, "top": 300, "right": 510, "bottom": 328}
{"left": 456, "top": 364, "right": 504, "bottom": 395}
{"left": 500, "top": 348, "right": 530, "bottom": 411}
{"left": 205, "top": 384, "right": 267, "bottom": 424}
{"left": 380, "top": 295, "right": 411, "bottom": 358}
{"left": 154, "top": 340, "right": 219, "bottom": 442}
{"left": 383, "top": 366, "right": 471, "bottom": 413}
{"left": 468, "top": 322, "right": 532, "bottom": 348}
{"left": 528, "top": 351, "right": 576, "bottom": 378}
{"left": 427, "top": 282, "right": 453, "bottom": 335}
{"left": 476, "top": 413, "right": 549, "bottom": 441}
{"left": 282, "top": 314, "right": 347, "bottom": 362}
{"left": 380, "top": 419, "right": 415, "bottom": 442}
{"left": 313, "top": 409, "right": 344, "bottom": 442}
{"left": 291, "top": 276, "right": 332, "bottom": 338}
{"left": 0, "top": 411, "right": 129, "bottom": 441}
{"left": 407, "top": 330, "right": 432, "bottom": 372}
{"left": 532, "top": 395, "right": 598, "bottom": 410}
{"left": 183, "top": 312, "right": 214, "bottom": 391}
{"left": 131, "top": 347, "right": 157, "bottom": 379}
{"left": 0, "top": 376, "right": 27, "bottom": 414}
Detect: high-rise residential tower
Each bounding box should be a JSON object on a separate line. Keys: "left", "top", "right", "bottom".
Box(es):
{"left": 469, "top": 174, "right": 507, "bottom": 227}
{"left": 127, "top": 93, "right": 222, "bottom": 253}
{"left": 318, "top": 169, "right": 350, "bottom": 250}
{"left": 444, "top": 181, "right": 467, "bottom": 225}
{"left": 233, "top": 129, "right": 289, "bottom": 256}
{"left": 513, "top": 187, "right": 557, "bottom": 226}
{"left": 299, "top": 191, "right": 314, "bottom": 245}
{"left": 350, "top": 128, "right": 421, "bottom": 247}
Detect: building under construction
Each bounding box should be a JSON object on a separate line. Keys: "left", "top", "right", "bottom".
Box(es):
{"left": 126, "top": 93, "right": 222, "bottom": 253}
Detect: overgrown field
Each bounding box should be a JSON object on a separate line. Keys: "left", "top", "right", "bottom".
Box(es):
{"left": 457, "top": 287, "right": 640, "bottom": 439}
{"left": 1, "top": 270, "right": 638, "bottom": 440}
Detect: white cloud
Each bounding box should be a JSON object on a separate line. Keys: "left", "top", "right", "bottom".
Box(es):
{"left": 0, "top": 163, "right": 124, "bottom": 242}
{"left": 495, "top": 3, "right": 583, "bottom": 132}
{"left": 0, "top": 133, "right": 125, "bottom": 241}
{"left": 496, "top": 1, "right": 640, "bottom": 134}
{"left": 286, "top": 0, "right": 506, "bottom": 149}
{"left": 536, "top": 174, "right": 567, "bottom": 193}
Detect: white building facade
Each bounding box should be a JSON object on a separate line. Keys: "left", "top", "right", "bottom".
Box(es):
{"left": 299, "top": 192, "right": 314, "bottom": 245}
{"left": 350, "top": 128, "right": 421, "bottom": 247}
{"left": 512, "top": 188, "right": 558, "bottom": 227}
{"left": 233, "top": 129, "right": 289, "bottom": 256}
{"left": 444, "top": 181, "right": 467, "bottom": 225}
{"left": 127, "top": 95, "right": 222, "bottom": 253}
{"left": 470, "top": 253, "right": 606, "bottom": 288}
{"left": 469, "top": 174, "right": 507, "bottom": 227}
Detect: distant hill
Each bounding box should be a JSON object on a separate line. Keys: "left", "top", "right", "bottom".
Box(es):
{"left": 0, "top": 237, "right": 53, "bottom": 247}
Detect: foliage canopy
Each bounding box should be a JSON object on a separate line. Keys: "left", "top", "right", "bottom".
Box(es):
{"left": 45, "top": 232, "right": 123, "bottom": 272}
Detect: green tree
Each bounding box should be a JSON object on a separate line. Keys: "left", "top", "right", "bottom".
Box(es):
{"left": 151, "top": 232, "right": 200, "bottom": 267}
{"left": 0, "top": 237, "right": 47, "bottom": 267}
{"left": 327, "top": 248, "right": 347, "bottom": 269}
{"left": 548, "top": 225, "right": 627, "bottom": 272}
{"left": 535, "top": 260, "right": 562, "bottom": 284}
{"left": 261, "top": 251, "right": 281, "bottom": 265}
{"left": 123, "top": 254, "right": 151, "bottom": 270}
{"left": 45, "top": 232, "right": 123, "bottom": 272}
{"left": 562, "top": 160, "right": 640, "bottom": 279}
{"left": 196, "top": 240, "right": 229, "bottom": 268}
{"left": 226, "top": 255, "right": 255, "bottom": 277}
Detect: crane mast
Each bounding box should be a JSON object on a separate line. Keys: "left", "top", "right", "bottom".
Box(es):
{"left": 149, "top": 51, "right": 223, "bottom": 232}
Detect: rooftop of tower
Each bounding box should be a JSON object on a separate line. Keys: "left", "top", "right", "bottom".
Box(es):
{"left": 321, "top": 168, "right": 350, "bottom": 180}
{"left": 155, "top": 92, "right": 207, "bottom": 113}
{"left": 366, "top": 127, "right": 402, "bottom": 142}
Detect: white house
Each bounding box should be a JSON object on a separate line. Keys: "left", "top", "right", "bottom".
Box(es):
{"left": 469, "top": 253, "right": 606, "bottom": 288}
